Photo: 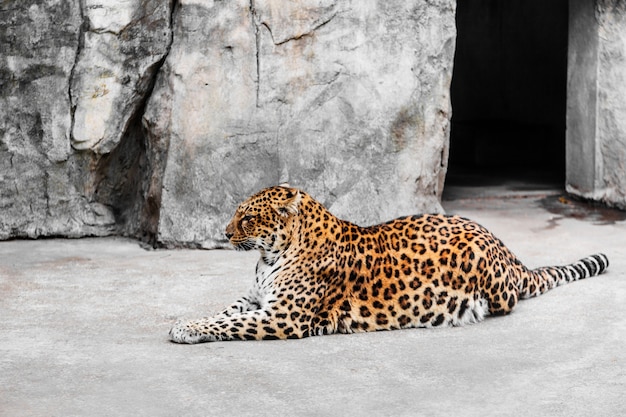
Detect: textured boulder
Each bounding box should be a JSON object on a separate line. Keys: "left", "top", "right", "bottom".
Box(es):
{"left": 0, "top": 0, "right": 113, "bottom": 239}
{"left": 71, "top": 0, "right": 172, "bottom": 154}
{"left": 1, "top": 0, "right": 456, "bottom": 246}
{"left": 146, "top": 0, "right": 456, "bottom": 248}
{"left": 592, "top": 0, "right": 626, "bottom": 209}
{"left": 567, "top": 0, "right": 626, "bottom": 209}
{"left": 0, "top": 0, "right": 172, "bottom": 240}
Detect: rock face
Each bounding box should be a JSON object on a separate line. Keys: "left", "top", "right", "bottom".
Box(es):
{"left": 1, "top": 0, "right": 455, "bottom": 246}
{"left": 567, "top": 0, "right": 626, "bottom": 210}
{"left": 71, "top": 0, "right": 172, "bottom": 154}
{"left": 0, "top": 0, "right": 173, "bottom": 240}
{"left": 146, "top": 0, "right": 456, "bottom": 248}
{"left": 0, "top": 0, "right": 114, "bottom": 239}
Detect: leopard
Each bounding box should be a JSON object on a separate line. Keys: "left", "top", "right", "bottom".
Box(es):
{"left": 169, "top": 185, "right": 609, "bottom": 343}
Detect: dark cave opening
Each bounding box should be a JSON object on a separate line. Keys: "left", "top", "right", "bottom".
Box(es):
{"left": 445, "top": 0, "right": 569, "bottom": 198}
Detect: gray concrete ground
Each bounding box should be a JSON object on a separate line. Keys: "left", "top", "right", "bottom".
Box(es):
{"left": 1, "top": 193, "right": 625, "bottom": 417}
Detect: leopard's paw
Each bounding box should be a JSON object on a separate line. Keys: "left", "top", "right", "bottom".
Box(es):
{"left": 169, "top": 320, "right": 216, "bottom": 344}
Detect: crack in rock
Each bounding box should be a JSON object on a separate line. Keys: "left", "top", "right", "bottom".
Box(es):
{"left": 68, "top": 0, "right": 87, "bottom": 147}
{"left": 274, "top": 12, "right": 338, "bottom": 45}
{"left": 249, "top": 0, "right": 260, "bottom": 107}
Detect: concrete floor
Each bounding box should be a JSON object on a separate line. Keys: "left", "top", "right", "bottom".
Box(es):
{"left": 1, "top": 193, "right": 625, "bottom": 417}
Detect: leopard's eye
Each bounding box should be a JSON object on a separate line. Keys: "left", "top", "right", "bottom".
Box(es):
{"left": 241, "top": 214, "right": 255, "bottom": 223}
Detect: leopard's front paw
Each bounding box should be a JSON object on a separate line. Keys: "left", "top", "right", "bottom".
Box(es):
{"left": 169, "top": 320, "right": 217, "bottom": 344}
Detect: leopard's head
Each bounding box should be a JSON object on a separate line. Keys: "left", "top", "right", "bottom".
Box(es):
{"left": 225, "top": 185, "right": 302, "bottom": 255}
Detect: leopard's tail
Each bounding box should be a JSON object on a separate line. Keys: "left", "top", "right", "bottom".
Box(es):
{"left": 519, "top": 253, "right": 609, "bottom": 299}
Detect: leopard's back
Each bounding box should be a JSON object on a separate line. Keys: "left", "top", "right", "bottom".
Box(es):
{"left": 312, "top": 214, "right": 530, "bottom": 334}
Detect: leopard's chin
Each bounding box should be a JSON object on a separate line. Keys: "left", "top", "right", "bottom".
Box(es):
{"left": 231, "top": 240, "right": 255, "bottom": 251}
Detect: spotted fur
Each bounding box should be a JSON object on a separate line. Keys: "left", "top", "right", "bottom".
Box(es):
{"left": 169, "top": 185, "right": 609, "bottom": 343}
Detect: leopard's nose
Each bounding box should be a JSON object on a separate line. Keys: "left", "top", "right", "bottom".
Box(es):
{"left": 225, "top": 222, "right": 235, "bottom": 239}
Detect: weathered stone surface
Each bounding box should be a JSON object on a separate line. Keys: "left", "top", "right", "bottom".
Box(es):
{"left": 0, "top": 0, "right": 114, "bottom": 239}
{"left": 70, "top": 0, "right": 172, "bottom": 154}
{"left": 0, "top": 0, "right": 171, "bottom": 240}
{"left": 5, "top": 0, "right": 626, "bottom": 249}
{"left": 1, "top": 0, "right": 456, "bottom": 246}
{"left": 567, "top": 0, "right": 626, "bottom": 210}
{"left": 595, "top": 0, "right": 626, "bottom": 209}
{"left": 146, "top": 0, "right": 456, "bottom": 248}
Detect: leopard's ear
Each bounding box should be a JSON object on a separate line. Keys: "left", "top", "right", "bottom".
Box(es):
{"left": 274, "top": 190, "right": 301, "bottom": 217}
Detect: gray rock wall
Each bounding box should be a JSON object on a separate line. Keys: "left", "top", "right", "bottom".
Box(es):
{"left": 567, "top": 0, "right": 626, "bottom": 210}
{"left": 1, "top": 0, "right": 455, "bottom": 246}
{"left": 71, "top": 0, "right": 172, "bottom": 154}
{"left": 0, "top": 0, "right": 173, "bottom": 240}
{"left": 0, "top": 0, "right": 114, "bottom": 238}
{"left": 147, "top": 0, "right": 456, "bottom": 247}
{"left": 596, "top": 0, "right": 626, "bottom": 209}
